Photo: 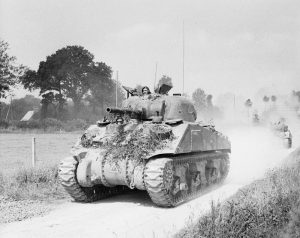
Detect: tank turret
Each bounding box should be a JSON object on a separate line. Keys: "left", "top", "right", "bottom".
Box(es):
{"left": 59, "top": 87, "right": 231, "bottom": 207}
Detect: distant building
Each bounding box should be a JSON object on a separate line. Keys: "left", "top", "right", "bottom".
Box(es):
{"left": 20, "top": 111, "right": 35, "bottom": 121}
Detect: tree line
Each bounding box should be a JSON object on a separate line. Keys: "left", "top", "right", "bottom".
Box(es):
{"left": 7, "top": 38, "right": 291, "bottom": 124}
{"left": 0, "top": 38, "right": 224, "bottom": 124}
{"left": 0, "top": 40, "right": 124, "bottom": 121}
{"left": 0, "top": 39, "right": 181, "bottom": 123}
{"left": 192, "top": 88, "right": 222, "bottom": 120}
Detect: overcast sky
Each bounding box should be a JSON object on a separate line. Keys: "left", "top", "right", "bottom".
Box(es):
{"left": 0, "top": 0, "right": 299, "bottom": 100}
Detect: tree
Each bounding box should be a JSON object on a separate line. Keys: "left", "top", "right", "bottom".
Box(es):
{"left": 55, "top": 46, "right": 94, "bottom": 115}
{"left": 40, "top": 92, "right": 56, "bottom": 119}
{"left": 192, "top": 88, "right": 207, "bottom": 112}
{"left": 88, "top": 62, "right": 124, "bottom": 116}
{"left": 11, "top": 95, "right": 40, "bottom": 120}
{"left": 263, "top": 96, "right": 270, "bottom": 103}
{"left": 244, "top": 98, "right": 253, "bottom": 117}
{"left": 207, "top": 94, "right": 213, "bottom": 108}
{"left": 263, "top": 95, "right": 270, "bottom": 111}
{"left": 0, "top": 40, "right": 22, "bottom": 99}
{"left": 0, "top": 95, "right": 41, "bottom": 121}
{"left": 244, "top": 99, "right": 253, "bottom": 107}
{"left": 21, "top": 45, "right": 111, "bottom": 119}
{"left": 21, "top": 66, "right": 63, "bottom": 119}
{"left": 292, "top": 91, "right": 300, "bottom": 102}
{"left": 271, "top": 95, "right": 277, "bottom": 102}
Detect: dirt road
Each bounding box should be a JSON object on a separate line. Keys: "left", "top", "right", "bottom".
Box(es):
{"left": 0, "top": 125, "right": 296, "bottom": 238}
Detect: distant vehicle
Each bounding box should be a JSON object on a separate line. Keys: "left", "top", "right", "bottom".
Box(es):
{"left": 271, "top": 119, "right": 292, "bottom": 149}
{"left": 252, "top": 113, "right": 260, "bottom": 125}
{"left": 58, "top": 83, "right": 231, "bottom": 207}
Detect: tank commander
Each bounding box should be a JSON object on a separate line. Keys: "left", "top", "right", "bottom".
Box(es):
{"left": 142, "top": 86, "right": 151, "bottom": 95}
{"left": 141, "top": 86, "right": 152, "bottom": 99}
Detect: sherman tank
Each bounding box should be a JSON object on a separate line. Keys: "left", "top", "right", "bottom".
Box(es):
{"left": 271, "top": 118, "right": 292, "bottom": 149}
{"left": 58, "top": 83, "right": 231, "bottom": 207}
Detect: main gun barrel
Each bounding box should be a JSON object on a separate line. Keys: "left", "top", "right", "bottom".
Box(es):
{"left": 106, "top": 107, "right": 144, "bottom": 120}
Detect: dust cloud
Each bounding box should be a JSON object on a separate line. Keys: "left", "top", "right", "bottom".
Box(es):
{"left": 226, "top": 125, "right": 290, "bottom": 184}
{"left": 215, "top": 94, "right": 300, "bottom": 185}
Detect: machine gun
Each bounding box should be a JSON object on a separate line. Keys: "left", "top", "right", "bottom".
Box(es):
{"left": 106, "top": 107, "right": 144, "bottom": 121}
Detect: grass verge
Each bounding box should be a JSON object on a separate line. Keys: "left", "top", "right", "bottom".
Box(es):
{"left": 0, "top": 166, "right": 67, "bottom": 201}
{"left": 0, "top": 166, "right": 68, "bottom": 223}
{"left": 176, "top": 148, "right": 300, "bottom": 238}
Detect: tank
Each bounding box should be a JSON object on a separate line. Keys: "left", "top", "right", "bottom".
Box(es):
{"left": 58, "top": 84, "right": 231, "bottom": 207}
{"left": 271, "top": 119, "right": 292, "bottom": 149}
{"left": 252, "top": 112, "right": 260, "bottom": 125}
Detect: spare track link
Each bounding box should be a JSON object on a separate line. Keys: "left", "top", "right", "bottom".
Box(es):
{"left": 144, "top": 152, "right": 229, "bottom": 207}
{"left": 58, "top": 156, "right": 128, "bottom": 202}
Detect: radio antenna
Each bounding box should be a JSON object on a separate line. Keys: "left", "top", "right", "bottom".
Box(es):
{"left": 153, "top": 62, "right": 158, "bottom": 92}
{"left": 182, "top": 21, "right": 185, "bottom": 95}
{"left": 115, "top": 71, "right": 118, "bottom": 107}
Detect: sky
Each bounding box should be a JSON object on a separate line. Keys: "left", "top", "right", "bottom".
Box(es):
{"left": 0, "top": 0, "right": 299, "bottom": 101}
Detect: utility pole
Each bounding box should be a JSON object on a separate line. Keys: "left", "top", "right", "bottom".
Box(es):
{"left": 32, "top": 137, "right": 36, "bottom": 167}
{"left": 5, "top": 96, "right": 12, "bottom": 121}
{"left": 115, "top": 71, "right": 119, "bottom": 107}
{"left": 234, "top": 95, "right": 236, "bottom": 110}
{"left": 182, "top": 21, "right": 185, "bottom": 95}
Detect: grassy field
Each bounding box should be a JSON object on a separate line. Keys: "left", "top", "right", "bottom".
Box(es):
{"left": 0, "top": 133, "right": 81, "bottom": 223}
{"left": 0, "top": 133, "right": 80, "bottom": 174}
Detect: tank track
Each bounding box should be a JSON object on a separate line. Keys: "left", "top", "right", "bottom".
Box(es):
{"left": 144, "top": 152, "right": 230, "bottom": 207}
{"left": 58, "top": 156, "right": 128, "bottom": 202}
